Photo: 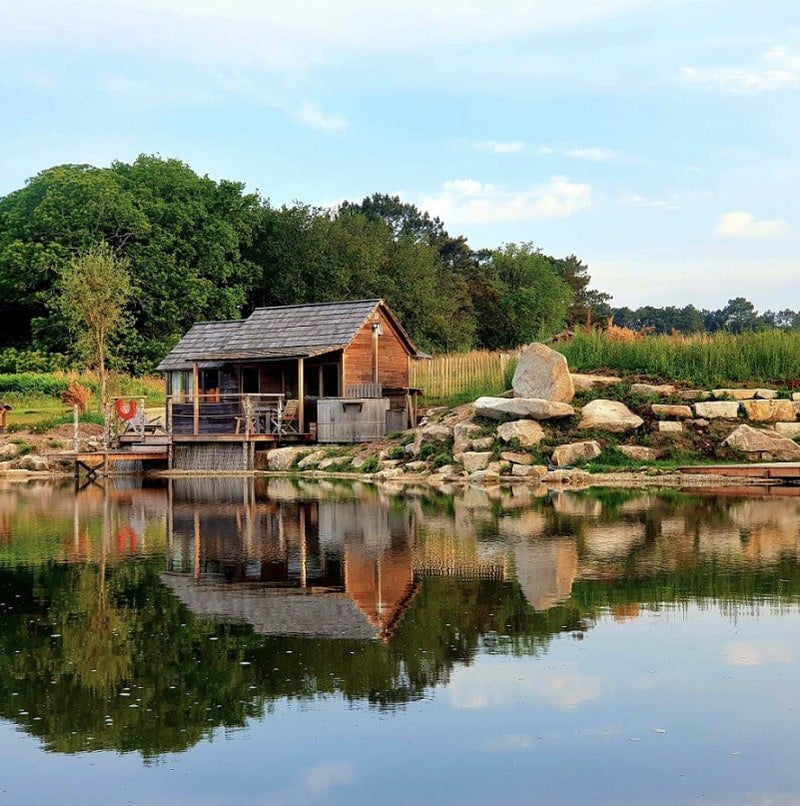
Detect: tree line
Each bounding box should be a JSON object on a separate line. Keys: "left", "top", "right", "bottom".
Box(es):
{"left": 612, "top": 298, "right": 800, "bottom": 335}
{"left": 0, "top": 155, "right": 608, "bottom": 372}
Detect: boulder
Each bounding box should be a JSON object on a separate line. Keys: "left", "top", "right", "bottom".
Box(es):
{"left": 266, "top": 446, "right": 304, "bottom": 471}
{"left": 474, "top": 397, "right": 574, "bottom": 421}
{"left": 500, "top": 451, "right": 532, "bottom": 465}
{"left": 657, "top": 421, "right": 682, "bottom": 433}
{"left": 631, "top": 383, "right": 675, "bottom": 397}
{"left": 350, "top": 457, "right": 368, "bottom": 470}
{"left": 376, "top": 468, "right": 404, "bottom": 480}
{"left": 18, "top": 455, "right": 49, "bottom": 472}
{"left": 458, "top": 451, "right": 492, "bottom": 473}
{"left": 404, "top": 460, "right": 428, "bottom": 473}
{"left": 740, "top": 399, "right": 796, "bottom": 423}
{"left": 543, "top": 469, "right": 588, "bottom": 486}
{"left": 651, "top": 404, "right": 693, "bottom": 419}
{"left": 712, "top": 388, "right": 778, "bottom": 400}
{"left": 711, "top": 388, "right": 757, "bottom": 400}
{"left": 0, "top": 443, "right": 19, "bottom": 460}
{"left": 687, "top": 418, "right": 709, "bottom": 428}
{"left": 551, "top": 440, "right": 602, "bottom": 467}
{"left": 453, "top": 420, "right": 483, "bottom": 454}
{"left": 577, "top": 399, "right": 643, "bottom": 433}
{"left": 512, "top": 343, "right": 574, "bottom": 403}
{"left": 570, "top": 373, "right": 623, "bottom": 393}
{"left": 318, "top": 457, "right": 345, "bottom": 470}
{"left": 471, "top": 437, "right": 495, "bottom": 451}
{"left": 723, "top": 424, "right": 800, "bottom": 461}
{"left": 495, "top": 419, "right": 545, "bottom": 447}
{"left": 693, "top": 401, "right": 739, "bottom": 420}
{"left": 297, "top": 450, "right": 327, "bottom": 469}
{"left": 618, "top": 445, "right": 657, "bottom": 461}
{"left": 793, "top": 392, "right": 800, "bottom": 402}
{"left": 410, "top": 423, "right": 452, "bottom": 456}
{"left": 511, "top": 464, "right": 548, "bottom": 479}
{"left": 677, "top": 389, "right": 710, "bottom": 401}
{"left": 774, "top": 422, "right": 800, "bottom": 439}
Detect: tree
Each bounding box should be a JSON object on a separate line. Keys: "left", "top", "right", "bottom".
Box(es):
{"left": 472, "top": 244, "right": 573, "bottom": 349}
{"left": 60, "top": 243, "right": 131, "bottom": 406}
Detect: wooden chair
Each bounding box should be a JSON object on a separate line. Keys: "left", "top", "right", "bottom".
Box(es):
{"left": 272, "top": 399, "right": 300, "bottom": 434}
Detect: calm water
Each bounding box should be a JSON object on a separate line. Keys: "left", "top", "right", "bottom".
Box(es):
{"left": 1, "top": 478, "right": 800, "bottom": 805}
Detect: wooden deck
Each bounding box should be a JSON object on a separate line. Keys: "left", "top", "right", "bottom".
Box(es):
{"left": 680, "top": 463, "right": 800, "bottom": 481}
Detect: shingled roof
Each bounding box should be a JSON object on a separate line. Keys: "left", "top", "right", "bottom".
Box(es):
{"left": 156, "top": 299, "right": 420, "bottom": 371}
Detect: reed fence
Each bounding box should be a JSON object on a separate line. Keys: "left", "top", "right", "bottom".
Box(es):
{"left": 411, "top": 349, "right": 520, "bottom": 402}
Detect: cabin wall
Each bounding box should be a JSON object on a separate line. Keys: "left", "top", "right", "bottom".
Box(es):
{"left": 343, "top": 308, "right": 409, "bottom": 391}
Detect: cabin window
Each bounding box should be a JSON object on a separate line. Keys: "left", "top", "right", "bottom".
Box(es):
{"left": 241, "top": 367, "right": 259, "bottom": 394}
{"left": 322, "top": 363, "right": 340, "bottom": 397}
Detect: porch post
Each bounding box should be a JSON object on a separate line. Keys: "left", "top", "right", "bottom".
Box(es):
{"left": 297, "top": 358, "right": 305, "bottom": 434}
{"left": 192, "top": 363, "right": 200, "bottom": 436}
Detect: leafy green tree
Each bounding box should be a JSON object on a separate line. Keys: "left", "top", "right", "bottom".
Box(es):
{"left": 474, "top": 243, "right": 573, "bottom": 349}
{"left": 60, "top": 243, "right": 131, "bottom": 405}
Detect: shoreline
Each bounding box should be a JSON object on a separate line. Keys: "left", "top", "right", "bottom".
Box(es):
{"left": 0, "top": 465, "right": 780, "bottom": 491}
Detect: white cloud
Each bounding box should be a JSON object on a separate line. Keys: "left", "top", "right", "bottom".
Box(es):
{"left": 473, "top": 140, "right": 526, "bottom": 154}
{"left": 305, "top": 763, "right": 355, "bottom": 798}
{"left": 715, "top": 211, "right": 790, "bottom": 239}
{"left": 420, "top": 175, "right": 592, "bottom": 224}
{"left": 567, "top": 147, "right": 617, "bottom": 162}
{"left": 682, "top": 44, "right": 800, "bottom": 93}
{"left": 724, "top": 641, "right": 794, "bottom": 667}
{"left": 294, "top": 102, "right": 348, "bottom": 134}
{"left": 448, "top": 660, "right": 600, "bottom": 712}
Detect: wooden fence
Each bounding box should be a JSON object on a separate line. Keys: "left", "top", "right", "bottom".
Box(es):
{"left": 410, "top": 349, "right": 521, "bottom": 400}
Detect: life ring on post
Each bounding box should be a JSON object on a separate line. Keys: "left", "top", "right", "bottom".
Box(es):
{"left": 115, "top": 398, "right": 138, "bottom": 421}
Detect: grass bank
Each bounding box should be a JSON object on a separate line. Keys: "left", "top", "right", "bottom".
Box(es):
{"left": 555, "top": 329, "right": 800, "bottom": 388}
{"left": 0, "top": 372, "right": 163, "bottom": 432}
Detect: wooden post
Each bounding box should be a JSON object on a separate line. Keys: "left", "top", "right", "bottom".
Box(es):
{"left": 372, "top": 323, "right": 380, "bottom": 386}
{"left": 166, "top": 397, "right": 173, "bottom": 470}
{"left": 73, "top": 404, "right": 79, "bottom": 454}
{"left": 299, "top": 507, "right": 307, "bottom": 589}
{"left": 297, "top": 358, "right": 305, "bottom": 434}
{"left": 192, "top": 363, "right": 200, "bottom": 436}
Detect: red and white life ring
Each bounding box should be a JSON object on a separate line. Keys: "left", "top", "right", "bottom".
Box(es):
{"left": 115, "top": 398, "right": 138, "bottom": 421}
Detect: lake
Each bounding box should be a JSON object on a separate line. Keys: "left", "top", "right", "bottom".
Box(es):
{"left": 1, "top": 477, "right": 799, "bottom": 805}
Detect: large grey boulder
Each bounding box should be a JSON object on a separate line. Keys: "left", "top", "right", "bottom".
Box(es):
{"left": 512, "top": 343, "right": 574, "bottom": 403}
{"left": 474, "top": 397, "right": 574, "bottom": 421}
{"left": 266, "top": 446, "right": 304, "bottom": 471}
{"left": 297, "top": 450, "right": 327, "bottom": 469}
{"left": 495, "top": 419, "right": 545, "bottom": 447}
{"left": 722, "top": 424, "right": 800, "bottom": 461}
{"left": 577, "top": 399, "right": 643, "bottom": 433}
{"left": 775, "top": 422, "right": 800, "bottom": 438}
{"left": 551, "top": 440, "right": 602, "bottom": 467}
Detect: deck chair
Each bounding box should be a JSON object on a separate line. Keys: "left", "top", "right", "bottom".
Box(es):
{"left": 272, "top": 399, "right": 300, "bottom": 434}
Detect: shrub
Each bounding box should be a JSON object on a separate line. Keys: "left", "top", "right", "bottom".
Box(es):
{"left": 360, "top": 457, "right": 379, "bottom": 473}
{"left": 432, "top": 452, "right": 453, "bottom": 469}
{"left": 387, "top": 445, "right": 406, "bottom": 460}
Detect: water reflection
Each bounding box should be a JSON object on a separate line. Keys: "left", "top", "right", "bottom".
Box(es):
{"left": 0, "top": 478, "right": 799, "bottom": 763}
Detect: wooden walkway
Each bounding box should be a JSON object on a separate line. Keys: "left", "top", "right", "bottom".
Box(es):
{"left": 51, "top": 449, "right": 169, "bottom": 480}
{"left": 680, "top": 463, "right": 800, "bottom": 482}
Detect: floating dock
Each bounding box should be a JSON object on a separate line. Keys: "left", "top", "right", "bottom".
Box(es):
{"left": 680, "top": 463, "right": 800, "bottom": 482}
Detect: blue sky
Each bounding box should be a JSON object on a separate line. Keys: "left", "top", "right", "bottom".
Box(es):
{"left": 1, "top": 0, "right": 798, "bottom": 309}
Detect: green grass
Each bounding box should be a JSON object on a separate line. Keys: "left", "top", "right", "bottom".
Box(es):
{"left": 556, "top": 329, "right": 800, "bottom": 388}
{"left": 1, "top": 371, "right": 164, "bottom": 433}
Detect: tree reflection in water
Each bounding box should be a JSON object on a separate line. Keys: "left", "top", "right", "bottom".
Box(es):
{"left": 0, "top": 477, "right": 799, "bottom": 758}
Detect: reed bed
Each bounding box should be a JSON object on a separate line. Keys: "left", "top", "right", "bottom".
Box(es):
{"left": 412, "top": 350, "right": 520, "bottom": 404}
{"left": 556, "top": 329, "right": 800, "bottom": 388}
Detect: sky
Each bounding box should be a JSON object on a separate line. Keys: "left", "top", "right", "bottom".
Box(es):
{"left": 0, "top": 0, "right": 798, "bottom": 311}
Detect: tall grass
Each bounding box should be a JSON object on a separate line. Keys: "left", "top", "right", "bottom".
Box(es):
{"left": 556, "top": 329, "right": 800, "bottom": 388}
{"left": 411, "top": 350, "right": 520, "bottom": 404}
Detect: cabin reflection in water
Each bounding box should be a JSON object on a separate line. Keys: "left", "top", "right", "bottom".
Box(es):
{"left": 163, "top": 478, "right": 420, "bottom": 640}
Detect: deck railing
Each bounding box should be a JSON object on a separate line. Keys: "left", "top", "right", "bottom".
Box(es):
{"left": 166, "top": 393, "right": 292, "bottom": 437}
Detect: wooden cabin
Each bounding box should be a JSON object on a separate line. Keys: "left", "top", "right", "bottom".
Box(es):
{"left": 155, "top": 299, "right": 424, "bottom": 445}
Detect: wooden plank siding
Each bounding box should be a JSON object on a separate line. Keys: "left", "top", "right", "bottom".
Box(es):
{"left": 343, "top": 308, "right": 410, "bottom": 390}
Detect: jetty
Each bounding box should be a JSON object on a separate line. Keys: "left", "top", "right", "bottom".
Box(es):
{"left": 680, "top": 463, "right": 800, "bottom": 483}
